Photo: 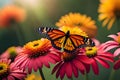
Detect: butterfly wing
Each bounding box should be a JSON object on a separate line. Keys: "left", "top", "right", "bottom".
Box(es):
{"left": 47, "top": 29, "right": 76, "bottom": 52}
{"left": 46, "top": 29, "right": 66, "bottom": 50}
{"left": 62, "top": 37, "right": 76, "bottom": 52}
{"left": 70, "top": 34, "right": 95, "bottom": 48}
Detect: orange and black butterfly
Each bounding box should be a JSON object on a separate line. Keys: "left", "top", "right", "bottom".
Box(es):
{"left": 39, "top": 27, "right": 95, "bottom": 53}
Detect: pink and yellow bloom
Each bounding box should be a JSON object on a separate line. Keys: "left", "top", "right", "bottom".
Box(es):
{"left": 52, "top": 49, "right": 92, "bottom": 79}
{"left": 14, "top": 38, "right": 61, "bottom": 73}
{"left": 84, "top": 45, "right": 114, "bottom": 75}
{"left": 0, "top": 46, "right": 22, "bottom": 62}
{"left": 0, "top": 59, "right": 26, "bottom": 80}
{"left": 103, "top": 32, "right": 120, "bottom": 56}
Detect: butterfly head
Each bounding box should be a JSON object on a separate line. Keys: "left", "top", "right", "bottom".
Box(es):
{"left": 85, "top": 38, "right": 95, "bottom": 47}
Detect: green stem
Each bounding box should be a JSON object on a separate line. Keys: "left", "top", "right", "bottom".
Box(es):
{"left": 39, "top": 68, "right": 45, "bottom": 80}
{"left": 84, "top": 72, "right": 88, "bottom": 80}
{"left": 109, "top": 68, "right": 115, "bottom": 80}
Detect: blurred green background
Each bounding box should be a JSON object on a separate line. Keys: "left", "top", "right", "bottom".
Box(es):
{"left": 0, "top": 0, "right": 119, "bottom": 80}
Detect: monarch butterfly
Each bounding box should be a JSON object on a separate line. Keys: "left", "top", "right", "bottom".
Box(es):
{"left": 39, "top": 27, "right": 95, "bottom": 53}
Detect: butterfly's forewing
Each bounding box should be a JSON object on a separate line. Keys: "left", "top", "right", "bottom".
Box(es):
{"left": 70, "top": 34, "right": 95, "bottom": 48}
{"left": 70, "top": 35, "right": 86, "bottom": 48}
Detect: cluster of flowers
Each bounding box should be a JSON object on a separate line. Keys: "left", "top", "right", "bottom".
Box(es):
{"left": 0, "top": 0, "right": 120, "bottom": 80}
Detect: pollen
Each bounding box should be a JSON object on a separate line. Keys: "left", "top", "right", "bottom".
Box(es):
{"left": 62, "top": 52, "right": 76, "bottom": 62}
{"left": 85, "top": 47, "right": 97, "bottom": 57}
{"left": 0, "top": 62, "right": 9, "bottom": 78}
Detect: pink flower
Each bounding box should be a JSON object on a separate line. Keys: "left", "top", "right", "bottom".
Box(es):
{"left": 14, "top": 38, "right": 61, "bottom": 73}
{"left": 0, "top": 59, "right": 26, "bottom": 80}
{"left": 0, "top": 46, "right": 22, "bottom": 62}
{"left": 52, "top": 49, "right": 91, "bottom": 80}
{"left": 103, "top": 32, "right": 120, "bottom": 56}
{"left": 114, "top": 59, "right": 120, "bottom": 70}
{"left": 83, "top": 44, "right": 114, "bottom": 75}
{"left": 92, "top": 38, "right": 100, "bottom": 46}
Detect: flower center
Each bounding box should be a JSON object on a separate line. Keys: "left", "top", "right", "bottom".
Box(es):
{"left": 8, "top": 47, "right": 17, "bottom": 61}
{"left": 116, "top": 36, "right": 120, "bottom": 44}
{"left": 74, "top": 23, "right": 82, "bottom": 27}
{"left": 33, "top": 43, "right": 39, "bottom": 47}
{"left": 85, "top": 47, "right": 97, "bottom": 58}
{"left": 0, "top": 63, "right": 9, "bottom": 78}
{"left": 62, "top": 52, "right": 76, "bottom": 62}
{"left": 29, "top": 50, "right": 49, "bottom": 59}
{"left": 24, "top": 39, "right": 51, "bottom": 59}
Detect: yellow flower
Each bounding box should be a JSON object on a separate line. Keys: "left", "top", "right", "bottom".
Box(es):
{"left": 60, "top": 26, "right": 88, "bottom": 37}
{"left": 98, "top": 0, "right": 120, "bottom": 29}
{"left": 56, "top": 13, "right": 97, "bottom": 38}
{"left": 25, "top": 74, "right": 42, "bottom": 80}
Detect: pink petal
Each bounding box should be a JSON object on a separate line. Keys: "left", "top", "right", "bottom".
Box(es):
{"left": 73, "top": 59, "right": 85, "bottom": 74}
{"left": 28, "top": 60, "right": 33, "bottom": 73}
{"left": 114, "top": 60, "right": 120, "bottom": 70}
{"left": 31, "top": 59, "right": 38, "bottom": 72}
{"left": 65, "top": 62, "right": 73, "bottom": 78}
{"left": 92, "top": 38, "right": 100, "bottom": 46}
{"left": 19, "top": 58, "right": 29, "bottom": 69}
{"left": 7, "top": 76, "right": 15, "bottom": 80}
{"left": 56, "top": 63, "right": 64, "bottom": 78}
{"left": 76, "top": 55, "right": 93, "bottom": 64}
{"left": 117, "top": 32, "right": 120, "bottom": 36}
{"left": 36, "top": 58, "right": 43, "bottom": 68}
{"left": 94, "top": 57, "right": 109, "bottom": 68}
{"left": 114, "top": 48, "right": 120, "bottom": 57}
{"left": 52, "top": 61, "right": 63, "bottom": 74}
{"left": 84, "top": 63, "right": 90, "bottom": 73}
{"left": 42, "top": 56, "right": 56, "bottom": 64}
{"left": 98, "top": 55, "right": 114, "bottom": 62}
{"left": 71, "top": 61, "right": 78, "bottom": 78}
{"left": 91, "top": 59, "right": 99, "bottom": 75}
{"left": 108, "top": 34, "right": 117, "bottom": 40}
{"left": 48, "top": 53, "right": 61, "bottom": 61}
{"left": 100, "top": 53, "right": 113, "bottom": 57}
{"left": 59, "top": 63, "right": 67, "bottom": 79}
{"left": 104, "top": 45, "right": 118, "bottom": 52}
{"left": 105, "top": 41, "right": 118, "bottom": 45}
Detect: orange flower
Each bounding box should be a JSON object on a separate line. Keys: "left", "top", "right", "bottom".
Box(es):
{"left": 0, "top": 5, "right": 26, "bottom": 27}
{"left": 56, "top": 13, "right": 97, "bottom": 38}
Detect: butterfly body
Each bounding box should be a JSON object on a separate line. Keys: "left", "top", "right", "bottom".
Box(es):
{"left": 39, "top": 27, "right": 95, "bottom": 53}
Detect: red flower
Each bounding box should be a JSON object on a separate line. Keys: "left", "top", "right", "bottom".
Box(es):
{"left": 52, "top": 49, "right": 91, "bottom": 79}
{"left": 14, "top": 38, "right": 61, "bottom": 73}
